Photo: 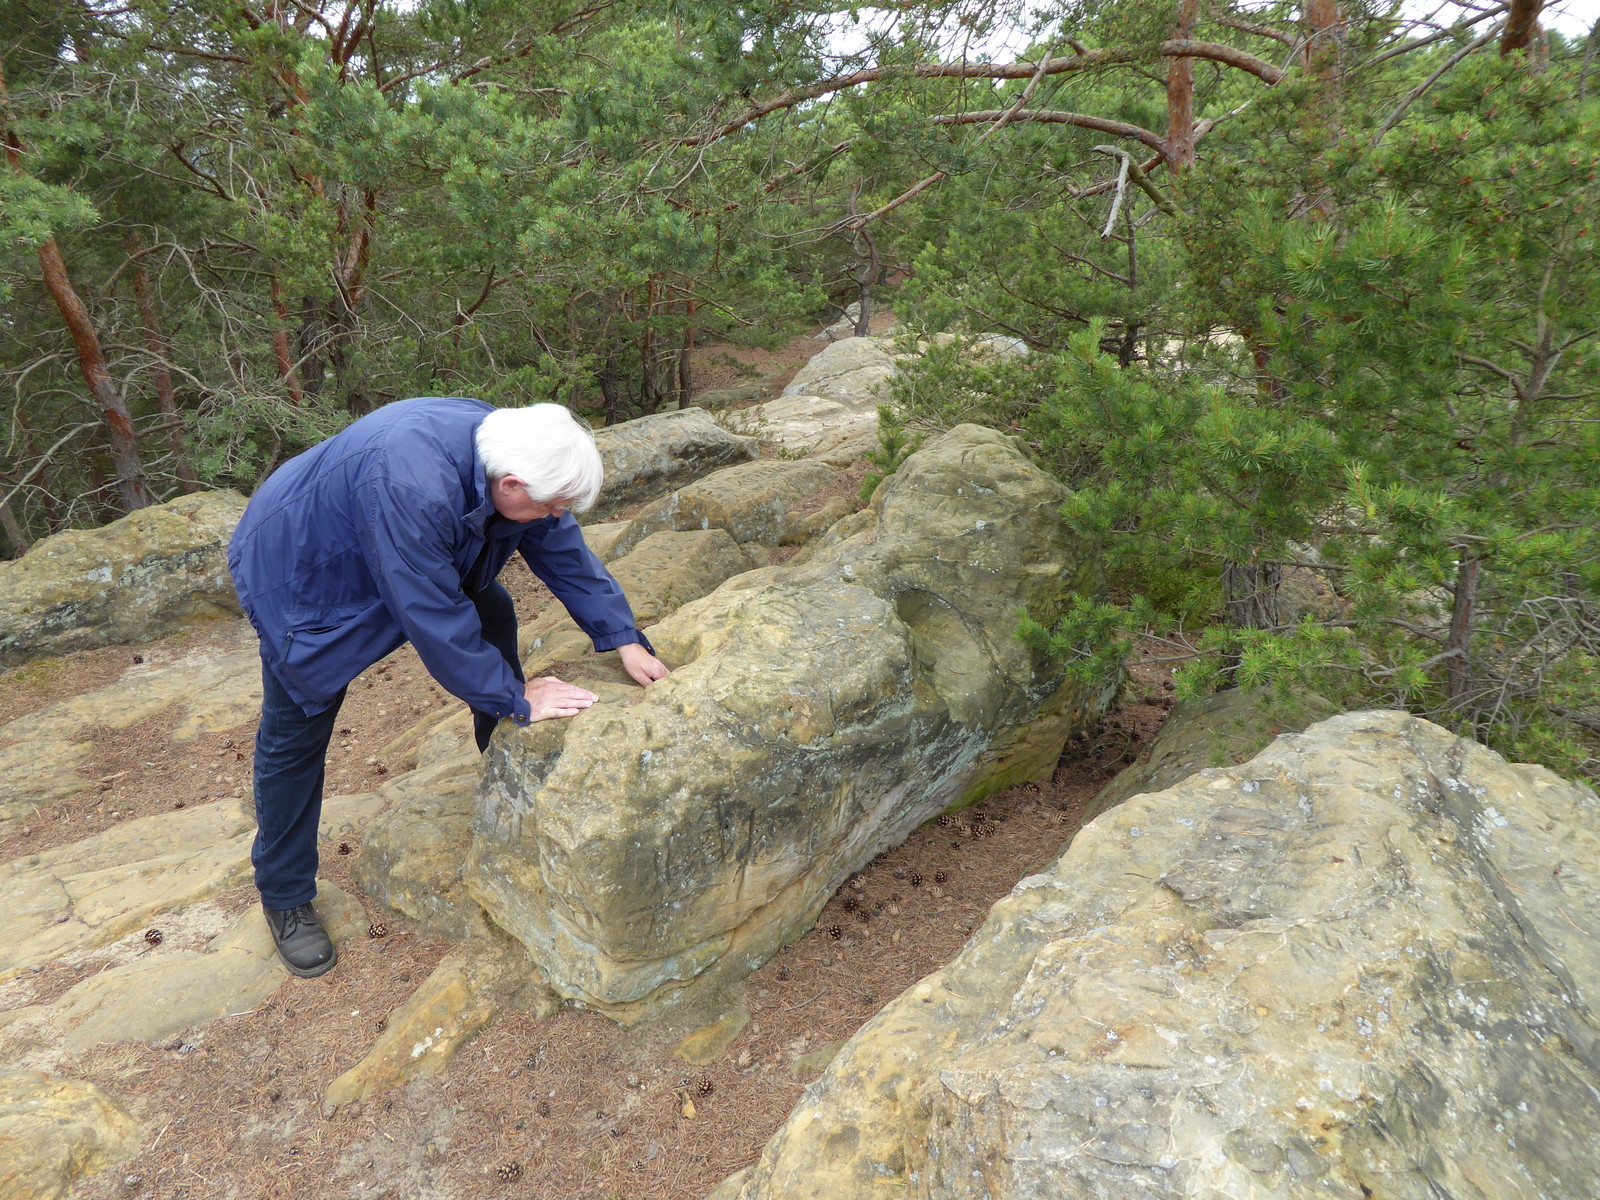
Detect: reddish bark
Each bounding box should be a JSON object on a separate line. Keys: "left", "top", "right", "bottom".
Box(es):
{"left": 1304, "top": 0, "right": 1343, "bottom": 118}
{"left": 34, "top": 236, "right": 155, "bottom": 512}
{"left": 1500, "top": 0, "right": 1544, "bottom": 55}
{"left": 269, "top": 275, "right": 306, "bottom": 405}
{"left": 1166, "top": 0, "right": 1201, "bottom": 173}
{"left": 2, "top": 57, "right": 152, "bottom": 514}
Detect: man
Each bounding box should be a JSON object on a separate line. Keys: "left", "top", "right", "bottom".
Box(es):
{"left": 228, "top": 398, "right": 668, "bottom": 977}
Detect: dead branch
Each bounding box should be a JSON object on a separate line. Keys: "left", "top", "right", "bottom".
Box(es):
{"left": 1091, "top": 146, "right": 1178, "bottom": 217}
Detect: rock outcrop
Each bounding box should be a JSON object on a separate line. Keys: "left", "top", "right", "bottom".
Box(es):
{"left": 780, "top": 338, "right": 897, "bottom": 411}
{"left": 0, "top": 491, "right": 246, "bottom": 667}
{"left": 321, "top": 934, "right": 557, "bottom": 1116}
{"left": 518, "top": 528, "right": 757, "bottom": 675}
{"left": 466, "top": 425, "right": 1099, "bottom": 1020}
{"left": 711, "top": 710, "right": 1600, "bottom": 1200}
{"left": 587, "top": 407, "right": 757, "bottom": 520}
{"left": 45, "top": 883, "right": 367, "bottom": 1054}
{"left": 2, "top": 799, "right": 257, "bottom": 983}
{"left": 356, "top": 528, "right": 761, "bottom": 939}
{"left": 719, "top": 395, "right": 878, "bottom": 456}
{"left": 607, "top": 458, "right": 853, "bottom": 561}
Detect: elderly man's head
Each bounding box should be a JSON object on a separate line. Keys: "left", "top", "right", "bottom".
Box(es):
{"left": 475, "top": 403, "right": 603, "bottom": 522}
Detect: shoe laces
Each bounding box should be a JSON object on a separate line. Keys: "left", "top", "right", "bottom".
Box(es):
{"left": 278, "top": 903, "right": 316, "bottom": 935}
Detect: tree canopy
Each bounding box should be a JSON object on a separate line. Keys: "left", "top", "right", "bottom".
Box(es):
{"left": 3, "top": 0, "right": 1596, "bottom": 773}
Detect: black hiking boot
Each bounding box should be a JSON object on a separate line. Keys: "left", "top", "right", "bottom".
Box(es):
{"left": 264, "top": 902, "right": 337, "bottom": 978}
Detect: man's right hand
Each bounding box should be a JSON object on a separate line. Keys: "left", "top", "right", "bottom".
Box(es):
{"left": 524, "top": 676, "right": 599, "bottom": 721}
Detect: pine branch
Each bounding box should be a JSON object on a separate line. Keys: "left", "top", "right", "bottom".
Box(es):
{"left": 676, "top": 41, "right": 1284, "bottom": 149}
{"left": 932, "top": 110, "right": 1165, "bottom": 154}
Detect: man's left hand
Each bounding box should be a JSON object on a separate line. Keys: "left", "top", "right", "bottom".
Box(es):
{"left": 618, "top": 642, "right": 670, "bottom": 687}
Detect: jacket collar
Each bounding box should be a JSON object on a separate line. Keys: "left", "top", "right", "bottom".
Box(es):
{"left": 464, "top": 444, "right": 494, "bottom": 536}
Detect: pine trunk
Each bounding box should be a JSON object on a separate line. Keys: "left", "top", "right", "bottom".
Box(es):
{"left": 36, "top": 236, "right": 154, "bottom": 513}
{"left": 269, "top": 276, "right": 306, "bottom": 406}
{"left": 126, "top": 234, "right": 201, "bottom": 491}
{"left": 1165, "top": 0, "right": 1200, "bottom": 173}
{"left": 1224, "top": 560, "right": 1283, "bottom": 631}
{"left": 677, "top": 294, "right": 697, "bottom": 408}
{"left": 0, "top": 484, "right": 29, "bottom": 556}
{"left": 4, "top": 57, "right": 152, "bottom": 514}
{"left": 1500, "top": 0, "right": 1544, "bottom": 56}
{"left": 1446, "top": 553, "right": 1481, "bottom": 711}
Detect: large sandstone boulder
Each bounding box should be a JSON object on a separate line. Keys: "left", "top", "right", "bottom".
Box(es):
{"left": 352, "top": 754, "right": 483, "bottom": 938}
{"left": 588, "top": 407, "right": 757, "bottom": 520}
{"left": 711, "top": 710, "right": 1600, "bottom": 1200}
{"left": 465, "top": 425, "right": 1099, "bottom": 1020}
{"left": 780, "top": 338, "right": 897, "bottom": 411}
{"left": 0, "top": 1070, "right": 139, "bottom": 1200}
{"left": 517, "top": 528, "right": 756, "bottom": 674}
{"left": 0, "top": 491, "right": 246, "bottom": 667}
{"left": 358, "top": 530, "right": 756, "bottom": 938}
{"left": 689, "top": 373, "right": 789, "bottom": 413}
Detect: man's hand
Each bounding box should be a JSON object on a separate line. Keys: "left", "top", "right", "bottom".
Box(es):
{"left": 524, "top": 676, "right": 599, "bottom": 721}
{"left": 617, "top": 642, "right": 670, "bottom": 688}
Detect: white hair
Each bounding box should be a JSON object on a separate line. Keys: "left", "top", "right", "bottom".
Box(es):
{"left": 474, "top": 404, "right": 603, "bottom": 513}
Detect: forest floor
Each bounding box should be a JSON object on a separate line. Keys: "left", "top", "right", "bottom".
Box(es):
{"left": 0, "top": 317, "right": 1176, "bottom": 1200}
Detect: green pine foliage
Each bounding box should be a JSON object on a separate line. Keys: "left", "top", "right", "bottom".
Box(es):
{"left": 892, "top": 33, "right": 1600, "bottom": 779}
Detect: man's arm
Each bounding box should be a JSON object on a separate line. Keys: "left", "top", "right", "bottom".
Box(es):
{"left": 358, "top": 477, "right": 538, "bottom": 723}
{"left": 518, "top": 514, "right": 669, "bottom": 685}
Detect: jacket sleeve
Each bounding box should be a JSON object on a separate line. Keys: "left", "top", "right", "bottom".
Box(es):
{"left": 518, "top": 514, "right": 653, "bottom": 654}
{"left": 357, "top": 475, "right": 533, "bottom": 725}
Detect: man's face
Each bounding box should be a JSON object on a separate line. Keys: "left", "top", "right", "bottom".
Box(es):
{"left": 491, "top": 475, "right": 570, "bottom": 523}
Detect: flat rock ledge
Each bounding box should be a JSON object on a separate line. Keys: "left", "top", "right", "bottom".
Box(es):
{"left": 466, "top": 424, "right": 1100, "bottom": 1021}
{"left": 710, "top": 709, "right": 1600, "bottom": 1200}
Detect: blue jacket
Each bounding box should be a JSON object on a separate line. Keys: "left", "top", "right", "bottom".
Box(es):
{"left": 228, "top": 397, "right": 647, "bottom": 722}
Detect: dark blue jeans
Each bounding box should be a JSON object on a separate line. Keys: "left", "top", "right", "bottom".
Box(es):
{"left": 251, "top": 581, "right": 523, "bottom": 909}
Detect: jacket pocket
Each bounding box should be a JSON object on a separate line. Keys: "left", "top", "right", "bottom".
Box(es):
{"left": 275, "top": 603, "right": 381, "bottom": 703}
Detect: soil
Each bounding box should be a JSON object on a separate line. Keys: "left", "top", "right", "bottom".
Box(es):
{"left": 0, "top": 318, "right": 1177, "bottom": 1200}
